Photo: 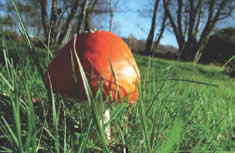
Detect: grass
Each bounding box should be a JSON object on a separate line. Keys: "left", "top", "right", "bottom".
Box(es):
{"left": 135, "top": 54, "right": 235, "bottom": 100}
{"left": 0, "top": 38, "right": 234, "bottom": 152}
{"left": 0, "top": 1, "right": 234, "bottom": 152}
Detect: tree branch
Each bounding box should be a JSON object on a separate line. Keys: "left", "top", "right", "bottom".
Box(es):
{"left": 177, "top": 0, "right": 184, "bottom": 43}
{"left": 187, "top": 0, "right": 195, "bottom": 41}
{"left": 153, "top": 9, "right": 168, "bottom": 55}
{"left": 85, "top": 0, "right": 98, "bottom": 30}
{"left": 212, "top": 0, "right": 228, "bottom": 23}
{"left": 198, "top": 0, "right": 216, "bottom": 46}
{"left": 109, "top": 0, "right": 113, "bottom": 32}
{"left": 49, "top": 0, "right": 58, "bottom": 44}
{"left": 145, "top": 0, "right": 160, "bottom": 52}
{"left": 164, "top": 0, "right": 183, "bottom": 49}
{"left": 58, "top": 0, "right": 80, "bottom": 46}
{"left": 77, "top": 0, "right": 89, "bottom": 34}
{"left": 194, "top": 9, "right": 202, "bottom": 38}
{"left": 40, "top": 0, "right": 49, "bottom": 40}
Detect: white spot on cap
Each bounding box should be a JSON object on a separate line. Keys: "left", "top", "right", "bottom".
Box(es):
{"left": 118, "top": 66, "right": 137, "bottom": 78}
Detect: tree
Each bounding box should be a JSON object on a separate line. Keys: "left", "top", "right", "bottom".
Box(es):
{"left": 89, "top": 0, "right": 121, "bottom": 32}
{"left": 152, "top": 1, "right": 168, "bottom": 55}
{"left": 145, "top": 0, "right": 160, "bottom": 53}
{"left": 201, "top": 27, "right": 235, "bottom": 77}
{"left": 38, "top": 0, "right": 120, "bottom": 46}
{"left": 163, "top": 0, "right": 235, "bottom": 62}
{"left": 0, "top": 0, "right": 41, "bottom": 34}
{"left": 143, "top": 0, "right": 168, "bottom": 55}
{"left": 0, "top": 0, "right": 82, "bottom": 46}
{"left": 200, "top": 27, "right": 235, "bottom": 64}
{"left": 109, "top": 0, "right": 113, "bottom": 32}
{"left": 40, "top": 0, "right": 81, "bottom": 46}
{"left": 2, "top": 0, "right": 123, "bottom": 48}
{"left": 0, "top": 16, "right": 15, "bottom": 30}
{"left": 77, "top": 0, "right": 89, "bottom": 34}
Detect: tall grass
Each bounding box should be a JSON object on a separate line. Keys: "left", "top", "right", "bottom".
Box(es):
{"left": 0, "top": 0, "right": 234, "bottom": 152}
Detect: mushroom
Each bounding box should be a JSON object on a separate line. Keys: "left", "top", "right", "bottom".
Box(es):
{"left": 44, "top": 29, "right": 140, "bottom": 141}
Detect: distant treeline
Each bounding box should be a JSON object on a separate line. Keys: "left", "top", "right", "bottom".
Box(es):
{"left": 1, "top": 27, "right": 235, "bottom": 76}
{"left": 123, "top": 27, "right": 235, "bottom": 65}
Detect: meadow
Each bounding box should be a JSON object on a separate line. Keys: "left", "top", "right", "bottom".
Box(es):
{"left": 0, "top": 3, "right": 235, "bottom": 151}
{"left": 0, "top": 31, "right": 235, "bottom": 152}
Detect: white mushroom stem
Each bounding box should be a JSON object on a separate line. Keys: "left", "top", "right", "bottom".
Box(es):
{"left": 104, "top": 109, "right": 111, "bottom": 141}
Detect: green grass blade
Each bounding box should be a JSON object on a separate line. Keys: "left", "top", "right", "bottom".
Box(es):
{"left": 0, "top": 118, "right": 15, "bottom": 150}
{"left": 0, "top": 146, "right": 13, "bottom": 152}
{"left": 0, "top": 23, "right": 10, "bottom": 77}
{"left": 0, "top": 72, "right": 14, "bottom": 91}
{"left": 72, "top": 48, "right": 109, "bottom": 152}
{"left": 12, "top": 98, "right": 24, "bottom": 153}
{"left": 10, "top": 0, "right": 45, "bottom": 85}
{"left": 109, "top": 59, "right": 122, "bottom": 99}
{"left": 43, "top": 127, "right": 55, "bottom": 140}
{"left": 146, "top": 71, "right": 170, "bottom": 116}
{"left": 138, "top": 83, "right": 152, "bottom": 153}
{"left": 77, "top": 112, "right": 93, "bottom": 153}
{"left": 10, "top": 0, "right": 32, "bottom": 48}
{"left": 104, "top": 103, "right": 127, "bottom": 127}
{"left": 24, "top": 85, "right": 38, "bottom": 152}
{"left": 63, "top": 114, "right": 67, "bottom": 153}
{"left": 52, "top": 94, "right": 60, "bottom": 153}
{"left": 156, "top": 120, "right": 183, "bottom": 153}
{"left": 1, "top": 116, "right": 19, "bottom": 148}
{"left": 223, "top": 55, "right": 235, "bottom": 68}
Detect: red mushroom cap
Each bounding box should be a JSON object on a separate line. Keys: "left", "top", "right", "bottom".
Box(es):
{"left": 44, "top": 30, "right": 140, "bottom": 104}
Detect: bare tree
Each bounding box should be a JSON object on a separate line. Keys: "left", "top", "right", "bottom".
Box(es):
{"left": 1, "top": 0, "right": 41, "bottom": 33}
{"left": 153, "top": 6, "right": 168, "bottom": 53}
{"left": 58, "top": 0, "right": 80, "bottom": 45}
{"left": 84, "top": 0, "right": 98, "bottom": 31}
{"left": 163, "top": 0, "right": 235, "bottom": 62}
{"left": 142, "top": 0, "right": 168, "bottom": 54}
{"left": 77, "top": 0, "right": 89, "bottom": 34}
{"left": 0, "top": 16, "right": 15, "bottom": 30}
{"left": 39, "top": 0, "right": 82, "bottom": 47}
{"left": 89, "top": 0, "right": 121, "bottom": 32}
{"left": 108, "top": 0, "right": 120, "bottom": 32}
{"left": 109, "top": 0, "right": 113, "bottom": 32}
{"left": 50, "top": 0, "right": 58, "bottom": 44}
{"left": 40, "top": 0, "right": 49, "bottom": 41}
{"left": 2, "top": 0, "right": 122, "bottom": 47}
{"left": 145, "top": 0, "right": 160, "bottom": 53}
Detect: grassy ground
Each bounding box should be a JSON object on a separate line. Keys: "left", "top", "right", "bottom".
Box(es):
{"left": 135, "top": 54, "right": 235, "bottom": 101}
{"left": 0, "top": 2, "right": 234, "bottom": 151}
{"left": 0, "top": 37, "right": 234, "bottom": 152}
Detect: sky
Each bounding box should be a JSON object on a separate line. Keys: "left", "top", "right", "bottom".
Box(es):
{"left": 1, "top": 0, "right": 234, "bottom": 48}
{"left": 111, "top": 0, "right": 177, "bottom": 48}
{"left": 110, "top": 0, "right": 235, "bottom": 48}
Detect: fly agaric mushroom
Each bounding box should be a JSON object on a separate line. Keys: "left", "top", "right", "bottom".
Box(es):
{"left": 44, "top": 29, "right": 140, "bottom": 141}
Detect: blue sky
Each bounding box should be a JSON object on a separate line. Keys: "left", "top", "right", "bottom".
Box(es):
{"left": 1, "top": 0, "right": 234, "bottom": 48}
{"left": 111, "top": 0, "right": 235, "bottom": 48}
{"left": 112, "top": 0, "right": 177, "bottom": 48}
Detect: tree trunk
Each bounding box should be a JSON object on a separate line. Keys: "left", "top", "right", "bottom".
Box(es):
{"left": 193, "top": 0, "right": 228, "bottom": 63}
{"left": 163, "top": 0, "right": 185, "bottom": 52}
{"left": 194, "top": 38, "right": 209, "bottom": 63}
{"left": 145, "top": 0, "right": 160, "bottom": 54}
{"left": 40, "top": 0, "right": 49, "bottom": 42}
{"left": 77, "top": 0, "right": 89, "bottom": 34}
{"left": 58, "top": 0, "right": 80, "bottom": 46}
{"left": 50, "top": 0, "right": 58, "bottom": 45}
{"left": 84, "top": 0, "right": 98, "bottom": 30}
{"left": 163, "top": 0, "right": 232, "bottom": 62}
{"left": 109, "top": 0, "right": 113, "bottom": 32}
{"left": 180, "top": 40, "right": 197, "bottom": 61}
{"left": 153, "top": 10, "right": 168, "bottom": 54}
